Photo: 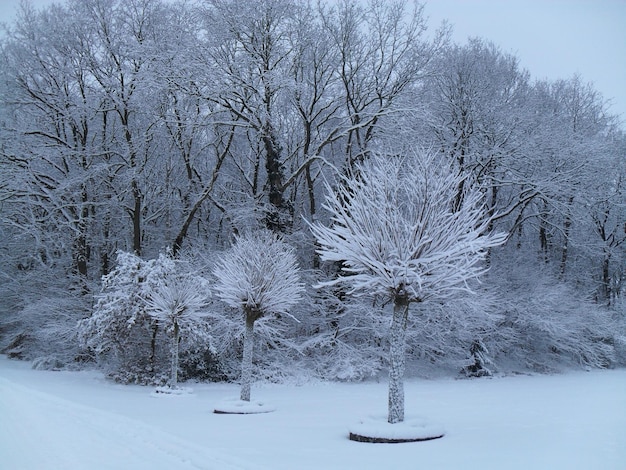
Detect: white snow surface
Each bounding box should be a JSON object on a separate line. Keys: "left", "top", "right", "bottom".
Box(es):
{"left": 213, "top": 398, "right": 277, "bottom": 414}
{"left": 349, "top": 415, "right": 445, "bottom": 441}
{"left": 1, "top": 356, "right": 625, "bottom": 470}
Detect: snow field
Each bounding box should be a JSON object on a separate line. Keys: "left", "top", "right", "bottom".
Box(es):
{"left": 0, "top": 376, "right": 261, "bottom": 470}
{"left": 213, "top": 398, "right": 276, "bottom": 414}
{"left": 1, "top": 356, "right": 625, "bottom": 470}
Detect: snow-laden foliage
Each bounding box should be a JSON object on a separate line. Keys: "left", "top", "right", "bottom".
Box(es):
{"left": 1, "top": 281, "right": 89, "bottom": 369}
{"left": 78, "top": 251, "right": 213, "bottom": 384}
{"left": 310, "top": 151, "right": 507, "bottom": 304}
{"left": 404, "top": 292, "right": 502, "bottom": 377}
{"left": 144, "top": 259, "right": 211, "bottom": 388}
{"left": 310, "top": 150, "right": 506, "bottom": 424}
{"left": 213, "top": 230, "right": 305, "bottom": 319}
{"left": 297, "top": 288, "right": 388, "bottom": 381}
{"left": 484, "top": 259, "right": 622, "bottom": 372}
{"left": 145, "top": 274, "right": 211, "bottom": 330}
{"left": 1, "top": 0, "right": 624, "bottom": 382}
{"left": 212, "top": 229, "right": 304, "bottom": 400}
{"left": 79, "top": 252, "right": 170, "bottom": 352}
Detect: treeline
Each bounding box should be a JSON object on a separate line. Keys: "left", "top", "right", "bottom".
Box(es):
{"left": 0, "top": 0, "right": 624, "bottom": 382}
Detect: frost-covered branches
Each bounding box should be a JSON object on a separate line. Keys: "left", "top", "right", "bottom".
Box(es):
{"left": 213, "top": 230, "right": 305, "bottom": 321}
{"left": 78, "top": 252, "right": 173, "bottom": 360}
{"left": 144, "top": 274, "right": 211, "bottom": 333}
{"left": 310, "top": 150, "right": 507, "bottom": 304}
{"left": 145, "top": 262, "right": 211, "bottom": 388}
{"left": 310, "top": 149, "right": 506, "bottom": 425}
{"left": 78, "top": 251, "right": 212, "bottom": 385}
{"left": 213, "top": 230, "right": 304, "bottom": 401}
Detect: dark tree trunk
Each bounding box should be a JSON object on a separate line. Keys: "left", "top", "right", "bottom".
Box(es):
{"left": 601, "top": 251, "right": 611, "bottom": 304}
{"left": 132, "top": 178, "right": 142, "bottom": 255}
{"left": 559, "top": 196, "right": 574, "bottom": 278}
{"left": 263, "top": 131, "right": 288, "bottom": 233}
{"left": 150, "top": 322, "right": 159, "bottom": 370}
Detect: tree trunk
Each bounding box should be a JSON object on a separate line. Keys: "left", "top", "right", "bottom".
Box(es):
{"left": 539, "top": 200, "right": 549, "bottom": 263}
{"left": 240, "top": 316, "right": 255, "bottom": 402}
{"left": 150, "top": 322, "right": 158, "bottom": 370}
{"left": 170, "top": 321, "right": 179, "bottom": 388}
{"left": 132, "top": 178, "right": 142, "bottom": 255}
{"left": 388, "top": 296, "right": 409, "bottom": 424}
{"left": 305, "top": 166, "right": 320, "bottom": 269}
{"left": 559, "top": 196, "right": 574, "bottom": 279}
{"left": 263, "top": 132, "right": 287, "bottom": 233}
{"left": 539, "top": 222, "right": 548, "bottom": 262}
{"left": 601, "top": 251, "right": 611, "bottom": 304}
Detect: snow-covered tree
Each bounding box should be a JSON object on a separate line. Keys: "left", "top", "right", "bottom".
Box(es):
{"left": 77, "top": 252, "right": 173, "bottom": 380}
{"left": 78, "top": 250, "right": 213, "bottom": 384}
{"left": 212, "top": 230, "right": 304, "bottom": 401}
{"left": 2, "top": 0, "right": 625, "bottom": 381}
{"left": 144, "top": 260, "right": 211, "bottom": 389}
{"left": 310, "top": 150, "right": 506, "bottom": 424}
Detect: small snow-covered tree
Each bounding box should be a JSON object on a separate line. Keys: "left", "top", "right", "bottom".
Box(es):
{"left": 78, "top": 251, "right": 212, "bottom": 385}
{"left": 144, "top": 263, "right": 211, "bottom": 389}
{"left": 310, "top": 150, "right": 506, "bottom": 424}
{"left": 78, "top": 251, "right": 173, "bottom": 381}
{"left": 212, "top": 230, "right": 304, "bottom": 401}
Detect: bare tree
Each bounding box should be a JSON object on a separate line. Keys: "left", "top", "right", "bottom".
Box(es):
{"left": 198, "top": 0, "right": 446, "bottom": 234}
{"left": 0, "top": 2, "right": 104, "bottom": 289}
{"left": 310, "top": 150, "right": 506, "bottom": 423}
{"left": 320, "top": 0, "right": 448, "bottom": 171}
{"left": 422, "top": 39, "right": 537, "bottom": 235}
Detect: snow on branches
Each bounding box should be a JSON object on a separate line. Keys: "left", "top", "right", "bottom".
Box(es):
{"left": 78, "top": 251, "right": 211, "bottom": 385}
{"left": 212, "top": 230, "right": 304, "bottom": 401}
{"left": 213, "top": 230, "right": 305, "bottom": 321}
{"left": 310, "top": 149, "right": 506, "bottom": 425}
{"left": 144, "top": 274, "right": 211, "bottom": 333}
{"left": 78, "top": 252, "right": 173, "bottom": 359}
{"left": 310, "top": 150, "right": 507, "bottom": 304}
{"left": 144, "top": 259, "right": 211, "bottom": 389}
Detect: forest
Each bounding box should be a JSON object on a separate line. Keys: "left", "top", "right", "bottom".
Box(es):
{"left": 1, "top": 0, "right": 625, "bottom": 387}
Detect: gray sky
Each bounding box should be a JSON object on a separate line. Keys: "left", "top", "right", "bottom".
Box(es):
{"left": 426, "top": 0, "right": 626, "bottom": 124}
{"left": 1, "top": 0, "right": 625, "bottom": 123}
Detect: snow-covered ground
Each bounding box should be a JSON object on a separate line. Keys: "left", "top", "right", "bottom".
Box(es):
{"left": 1, "top": 356, "right": 625, "bottom": 470}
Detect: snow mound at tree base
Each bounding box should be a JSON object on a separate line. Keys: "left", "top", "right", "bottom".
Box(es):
{"left": 150, "top": 386, "right": 194, "bottom": 397}
{"left": 349, "top": 415, "right": 445, "bottom": 443}
{"left": 213, "top": 398, "right": 276, "bottom": 414}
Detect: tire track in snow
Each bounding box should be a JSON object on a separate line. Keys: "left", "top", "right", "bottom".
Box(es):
{"left": 0, "top": 376, "right": 264, "bottom": 470}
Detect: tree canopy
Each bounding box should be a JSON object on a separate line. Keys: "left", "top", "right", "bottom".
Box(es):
{"left": 1, "top": 0, "right": 624, "bottom": 382}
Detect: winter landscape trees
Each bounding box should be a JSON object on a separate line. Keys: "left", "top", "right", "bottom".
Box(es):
{"left": 212, "top": 230, "right": 303, "bottom": 402}
{"left": 144, "top": 257, "right": 211, "bottom": 390}
{"left": 310, "top": 151, "right": 506, "bottom": 427}
{"left": 1, "top": 0, "right": 625, "bottom": 391}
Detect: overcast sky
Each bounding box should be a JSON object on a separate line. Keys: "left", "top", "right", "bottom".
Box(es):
{"left": 1, "top": 0, "right": 625, "bottom": 123}
{"left": 426, "top": 0, "right": 626, "bottom": 124}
